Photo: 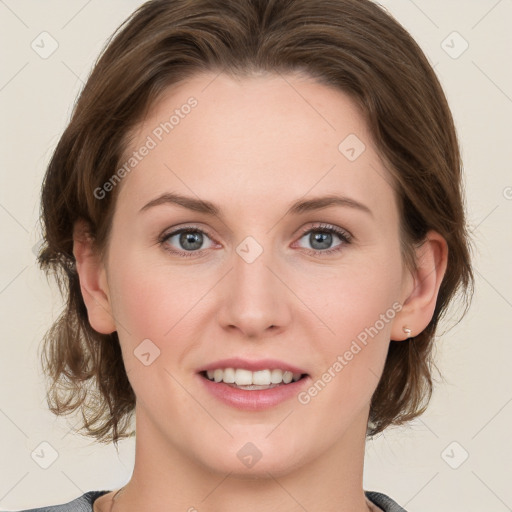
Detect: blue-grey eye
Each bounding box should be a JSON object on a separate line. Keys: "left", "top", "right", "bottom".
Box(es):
{"left": 297, "top": 228, "right": 345, "bottom": 251}
{"left": 163, "top": 229, "right": 214, "bottom": 252}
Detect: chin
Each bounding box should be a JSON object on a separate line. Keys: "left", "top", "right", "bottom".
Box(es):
{"left": 196, "top": 437, "right": 309, "bottom": 479}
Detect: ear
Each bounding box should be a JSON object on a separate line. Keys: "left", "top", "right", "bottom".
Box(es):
{"left": 73, "top": 219, "right": 116, "bottom": 334}
{"left": 391, "top": 230, "right": 448, "bottom": 341}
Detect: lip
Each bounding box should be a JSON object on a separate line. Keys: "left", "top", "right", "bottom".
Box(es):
{"left": 198, "top": 372, "right": 311, "bottom": 411}
{"left": 197, "top": 357, "right": 307, "bottom": 374}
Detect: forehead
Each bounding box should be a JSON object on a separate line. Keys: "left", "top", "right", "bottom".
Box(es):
{"left": 116, "top": 71, "right": 395, "bottom": 220}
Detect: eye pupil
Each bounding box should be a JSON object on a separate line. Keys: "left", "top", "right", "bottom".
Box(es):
{"left": 310, "top": 231, "right": 332, "bottom": 250}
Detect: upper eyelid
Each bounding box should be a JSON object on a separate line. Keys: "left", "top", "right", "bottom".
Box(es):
{"left": 160, "top": 224, "right": 215, "bottom": 241}
{"left": 298, "top": 223, "right": 351, "bottom": 237}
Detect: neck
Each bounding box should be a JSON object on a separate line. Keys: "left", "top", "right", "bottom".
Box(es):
{"left": 113, "top": 405, "right": 372, "bottom": 512}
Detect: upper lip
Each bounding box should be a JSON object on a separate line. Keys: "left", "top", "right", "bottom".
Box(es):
{"left": 197, "top": 358, "right": 308, "bottom": 375}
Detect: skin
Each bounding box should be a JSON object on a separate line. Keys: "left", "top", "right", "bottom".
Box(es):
{"left": 73, "top": 71, "right": 448, "bottom": 512}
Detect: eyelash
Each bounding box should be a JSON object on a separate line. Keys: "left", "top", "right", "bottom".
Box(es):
{"left": 158, "top": 223, "right": 352, "bottom": 258}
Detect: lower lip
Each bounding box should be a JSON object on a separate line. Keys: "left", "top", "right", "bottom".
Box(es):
{"left": 198, "top": 373, "right": 310, "bottom": 411}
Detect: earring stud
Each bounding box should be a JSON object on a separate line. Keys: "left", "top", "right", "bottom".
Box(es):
{"left": 403, "top": 326, "right": 412, "bottom": 337}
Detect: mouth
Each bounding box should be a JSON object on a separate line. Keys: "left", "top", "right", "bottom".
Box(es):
{"left": 196, "top": 358, "right": 311, "bottom": 409}
{"left": 198, "top": 369, "right": 309, "bottom": 391}
{"left": 197, "top": 367, "right": 311, "bottom": 410}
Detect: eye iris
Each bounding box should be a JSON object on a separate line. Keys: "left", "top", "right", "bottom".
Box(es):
{"left": 310, "top": 231, "right": 332, "bottom": 250}
{"left": 180, "top": 231, "right": 203, "bottom": 250}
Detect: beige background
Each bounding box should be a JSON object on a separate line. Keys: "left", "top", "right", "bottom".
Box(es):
{"left": 1, "top": 1, "right": 511, "bottom": 511}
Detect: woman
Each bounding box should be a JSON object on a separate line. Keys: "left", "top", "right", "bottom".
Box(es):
{"left": 19, "top": 0, "right": 473, "bottom": 510}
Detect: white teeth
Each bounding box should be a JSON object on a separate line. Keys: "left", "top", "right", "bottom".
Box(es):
{"left": 204, "top": 368, "right": 303, "bottom": 385}
{"left": 223, "top": 367, "right": 235, "bottom": 383}
{"left": 235, "top": 369, "right": 253, "bottom": 386}
{"left": 282, "top": 371, "right": 293, "bottom": 384}
{"left": 253, "top": 369, "right": 271, "bottom": 385}
{"left": 271, "top": 369, "right": 283, "bottom": 384}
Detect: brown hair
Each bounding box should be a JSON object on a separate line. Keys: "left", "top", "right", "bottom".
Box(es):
{"left": 37, "top": 0, "right": 473, "bottom": 444}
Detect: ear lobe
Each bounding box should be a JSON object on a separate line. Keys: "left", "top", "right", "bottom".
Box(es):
{"left": 73, "top": 219, "right": 116, "bottom": 334}
{"left": 391, "top": 230, "right": 448, "bottom": 341}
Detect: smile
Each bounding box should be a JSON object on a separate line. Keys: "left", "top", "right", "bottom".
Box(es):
{"left": 203, "top": 368, "right": 304, "bottom": 388}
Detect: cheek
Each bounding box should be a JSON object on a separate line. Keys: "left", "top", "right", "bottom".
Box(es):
{"left": 298, "top": 251, "right": 403, "bottom": 398}
{"left": 286, "top": 256, "right": 403, "bottom": 448}
{"left": 306, "top": 257, "right": 402, "bottom": 342}
{"left": 106, "top": 250, "right": 188, "bottom": 340}
{"left": 106, "top": 250, "right": 222, "bottom": 373}
{"left": 106, "top": 256, "right": 202, "bottom": 403}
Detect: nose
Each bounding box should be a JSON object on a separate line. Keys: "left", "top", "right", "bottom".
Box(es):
{"left": 216, "top": 244, "right": 292, "bottom": 339}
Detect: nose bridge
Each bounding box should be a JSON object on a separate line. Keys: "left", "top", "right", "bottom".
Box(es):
{"left": 218, "top": 234, "right": 290, "bottom": 336}
{"left": 235, "top": 239, "right": 274, "bottom": 297}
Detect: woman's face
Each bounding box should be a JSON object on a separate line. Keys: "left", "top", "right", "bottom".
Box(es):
{"left": 100, "top": 71, "right": 412, "bottom": 476}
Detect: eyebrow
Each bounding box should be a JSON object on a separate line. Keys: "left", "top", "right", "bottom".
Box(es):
{"left": 139, "top": 192, "right": 373, "bottom": 218}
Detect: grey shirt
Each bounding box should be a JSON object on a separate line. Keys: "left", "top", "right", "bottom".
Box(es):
{"left": 11, "top": 490, "right": 407, "bottom": 511}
